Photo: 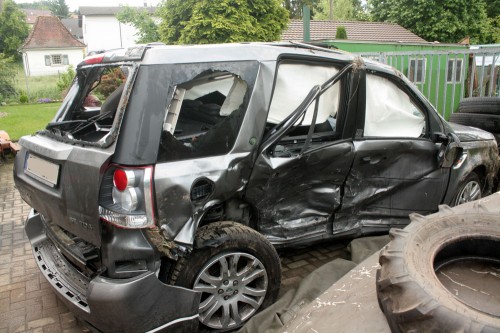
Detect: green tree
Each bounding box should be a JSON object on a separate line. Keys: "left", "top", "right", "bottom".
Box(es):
{"left": 368, "top": 0, "right": 491, "bottom": 43}
{"left": 48, "top": 0, "right": 69, "bottom": 18}
{"left": 316, "top": 0, "right": 367, "bottom": 20}
{"left": 117, "top": 6, "right": 160, "bottom": 43}
{"left": 16, "top": 1, "right": 52, "bottom": 10}
{"left": 282, "top": 0, "right": 322, "bottom": 19}
{"left": 0, "top": 53, "right": 16, "bottom": 99}
{"left": 158, "top": 0, "right": 289, "bottom": 44}
{"left": 0, "top": 0, "right": 30, "bottom": 58}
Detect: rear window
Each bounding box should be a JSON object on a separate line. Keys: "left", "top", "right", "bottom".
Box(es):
{"left": 42, "top": 65, "right": 132, "bottom": 146}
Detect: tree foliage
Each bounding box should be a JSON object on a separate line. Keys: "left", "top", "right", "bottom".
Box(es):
{"left": 0, "top": 53, "right": 16, "bottom": 98}
{"left": 282, "top": 0, "right": 320, "bottom": 19}
{"left": 47, "top": 0, "right": 70, "bottom": 18}
{"left": 158, "top": 0, "right": 289, "bottom": 44}
{"left": 0, "top": 0, "right": 30, "bottom": 58}
{"left": 117, "top": 6, "right": 160, "bottom": 43}
{"left": 368, "top": 0, "right": 492, "bottom": 43}
{"left": 315, "top": 0, "right": 367, "bottom": 20}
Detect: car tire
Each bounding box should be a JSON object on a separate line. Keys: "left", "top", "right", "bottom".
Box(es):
{"left": 169, "top": 221, "right": 281, "bottom": 331}
{"left": 376, "top": 208, "right": 500, "bottom": 333}
{"left": 456, "top": 97, "right": 500, "bottom": 114}
{"left": 449, "top": 112, "right": 500, "bottom": 133}
{"left": 451, "top": 172, "right": 482, "bottom": 206}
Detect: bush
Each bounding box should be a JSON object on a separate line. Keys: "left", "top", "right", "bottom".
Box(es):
{"left": 56, "top": 65, "right": 76, "bottom": 95}
{"left": 336, "top": 26, "right": 348, "bottom": 39}
{"left": 0, "top": 53, "right": 16, "bottom": 98}
{"left": 95, "top": 67, "right": 125, "bottom": 98}
{"left": 19, "top": 93, "right": 28, "bottom": 103}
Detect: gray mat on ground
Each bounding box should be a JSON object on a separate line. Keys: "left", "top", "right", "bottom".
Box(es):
{"left": 238, "top": 235, "right": 390, "bottom": 333}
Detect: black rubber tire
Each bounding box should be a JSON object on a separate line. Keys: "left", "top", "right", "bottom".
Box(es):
{"left": 451, "top": 172, "right": 482, "bottom": 206}
{"left": 376, "top": 209, "right": 500, "bottom": 333}
{"left": 457, "top": 97, "right": 500, "bottom": 114}
{"left": 449, "top": 112, "right": 500, "bottom": 133}
{"left": 169, "top": 221, "right": 281, "bottom": 331}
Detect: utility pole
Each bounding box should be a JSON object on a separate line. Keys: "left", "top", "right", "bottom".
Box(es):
{"left": 329, "top": 0, "right": 333, "bottom": 20}
{"left": 303, "top": 5, "right": 310, "bottom": 42}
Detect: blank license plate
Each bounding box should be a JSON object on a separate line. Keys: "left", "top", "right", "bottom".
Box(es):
{"left": 25, "top": 153, "right": 60, "bottom": 187}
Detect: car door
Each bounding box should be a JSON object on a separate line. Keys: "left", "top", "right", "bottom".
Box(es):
{"left": 245, "top": 59, "right": 359, "bottom": 245}
{"left": 338, "top": 71, "right": 450, "bottom": 234}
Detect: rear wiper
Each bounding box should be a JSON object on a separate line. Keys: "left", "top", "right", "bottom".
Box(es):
{"left": 68, "top": 111, "right": 114, "bottom": 135}
{"left": 46, "top": 120, "right": 87, "bottom": 130}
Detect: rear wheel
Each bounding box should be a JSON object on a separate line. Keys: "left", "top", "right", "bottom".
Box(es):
{"left": 169, "top": 221, "right": 281, "bottom": 331}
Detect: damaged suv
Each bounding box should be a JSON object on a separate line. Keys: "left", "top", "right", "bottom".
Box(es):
{"left": 14, "top": 43, "right": 499, "bottom": 332}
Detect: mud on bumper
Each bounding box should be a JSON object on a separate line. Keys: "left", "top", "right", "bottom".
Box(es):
{"left": 24, "top": 209, "right": 200, "bottom": 333}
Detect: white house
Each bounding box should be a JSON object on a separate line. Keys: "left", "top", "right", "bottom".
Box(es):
{"left": 79, "top": 6, "right": 154, "bottom": 53}
{"left": 21, "top": 16, "right": 86, "bottom": 77}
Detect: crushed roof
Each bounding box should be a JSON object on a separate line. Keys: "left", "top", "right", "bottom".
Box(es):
{"left": 282, "top": 20, "right": 427, "bottom": 43}
{"left": 22, "top": 16, "right": 86, "bottom": 50}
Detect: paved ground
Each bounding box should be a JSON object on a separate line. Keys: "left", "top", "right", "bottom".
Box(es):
{"left": 0, "top": 158, "right": 347, "bottom": 333}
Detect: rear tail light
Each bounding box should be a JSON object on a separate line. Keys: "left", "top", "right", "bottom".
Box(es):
{"left": 83, "top": 54, "right": 104, "bottom": 65}
{"left": 99, "top": 165, "right": 155, "bottom": 229}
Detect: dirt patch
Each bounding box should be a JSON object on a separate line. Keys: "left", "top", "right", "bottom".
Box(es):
{"left": 0, "top": 112, "right": 7, "bottom": 118}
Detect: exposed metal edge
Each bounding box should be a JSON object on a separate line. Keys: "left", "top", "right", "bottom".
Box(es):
{"left": 34, "top": 241, "right": 91, "bottom": 313}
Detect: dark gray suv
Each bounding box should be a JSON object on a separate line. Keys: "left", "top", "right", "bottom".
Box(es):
{"left": 14, "top": 43, "right": 499, "bottom": 332}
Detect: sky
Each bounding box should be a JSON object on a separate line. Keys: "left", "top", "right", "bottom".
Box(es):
{"left": 14, "top": 0, "right": 161, "bottom": 11}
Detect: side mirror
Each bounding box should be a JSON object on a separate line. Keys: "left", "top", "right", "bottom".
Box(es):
{"left": 437, "top": 133, "right": 460, "bottom": 168}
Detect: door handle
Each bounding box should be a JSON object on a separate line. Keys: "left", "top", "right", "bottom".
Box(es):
{"left": 362, "top": 156, "right": 384, "bottom": 164}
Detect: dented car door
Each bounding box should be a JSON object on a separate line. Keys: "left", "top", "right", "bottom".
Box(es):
{"left": 246, "top": 60, "right": 358, "bottom": 245}
{"left": 338, "top": 71, "right": 450, "bottom": 235}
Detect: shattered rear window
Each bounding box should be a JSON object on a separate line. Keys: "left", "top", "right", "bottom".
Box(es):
{"left": 42, "top": 65, "right": 133, "bottom": 146}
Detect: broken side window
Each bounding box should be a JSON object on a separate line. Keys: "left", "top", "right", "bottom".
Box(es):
{"left": 158, "top": 71, "right": 248, "bottom": 162}
{"left": 46, "top": 65, "right": 131, "bottom": 145}
{"left": 364, "top": 74, "right": 426, "bottom": 138}
{"left": 267, "top": 62, "right": 341, "bottom": 158}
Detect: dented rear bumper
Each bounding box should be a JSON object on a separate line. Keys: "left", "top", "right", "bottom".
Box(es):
{"left": 24, "top": 209, "right": 200, "bottom": 333}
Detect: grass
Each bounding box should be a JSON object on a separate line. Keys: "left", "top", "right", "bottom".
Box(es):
{"left": 0, "top": 103, "right": 61, "bottom": 140}
{"left": 7, "top": 62, "right": 62, "bottom": 103}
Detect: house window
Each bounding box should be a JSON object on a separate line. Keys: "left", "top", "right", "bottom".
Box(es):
{"left": 45, "top": 54, "right": 69, "bottom": 66}
{"left": 447, "top": 59, "right": 463, "bottom": 83}
{"left": 408, "top": 58, "right": 426, "bottom": 83}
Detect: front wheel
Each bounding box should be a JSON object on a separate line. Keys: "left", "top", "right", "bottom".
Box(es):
{"left": 452, "top": 172, "right": 482, "bottom": 206}
{"left": 168, "top": 222, "right": 281, "bottom": 331}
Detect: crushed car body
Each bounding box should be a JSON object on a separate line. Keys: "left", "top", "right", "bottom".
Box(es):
{"left": 13, "top": 42, "right": 499, "bottom": 332}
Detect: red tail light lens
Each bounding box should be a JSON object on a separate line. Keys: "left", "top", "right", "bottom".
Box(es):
{"left": 113, "top": 169, "right": 128, "bottom": 191}
{"left": 99, "top": 165, "right": 155, "bottom": 229}
{"left": 84, "top": 54, "right": 104, "bottom": 65}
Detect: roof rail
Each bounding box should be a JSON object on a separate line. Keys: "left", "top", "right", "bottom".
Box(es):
{"left": 279, "top": 41, "right": 341, "bottom": 54}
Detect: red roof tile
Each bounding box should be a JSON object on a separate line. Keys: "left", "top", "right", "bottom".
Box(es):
{"left": 22, "top": 16, "right": 86, "bottom": 49}
{"left": 282, "top": 20, "right": 426, "bottom": 43}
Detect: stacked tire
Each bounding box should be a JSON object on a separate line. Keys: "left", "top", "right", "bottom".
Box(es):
{"left": 449, "top": 97, "right": 500, "bottom": 145}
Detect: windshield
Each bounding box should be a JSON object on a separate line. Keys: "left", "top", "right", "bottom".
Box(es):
{"left": 43, "top": 64, "right": 132, "bottom": 147}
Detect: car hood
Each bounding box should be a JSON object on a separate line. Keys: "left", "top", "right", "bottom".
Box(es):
{"left": 449, "top": 123, "right": 495, "bottom": 142}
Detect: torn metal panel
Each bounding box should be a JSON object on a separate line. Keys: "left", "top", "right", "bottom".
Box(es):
{"left": 154, "top": 153, "right": 253, "bottom": 243}
{"left": 246, "top": 142, "right": 354, "bottom": 242}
